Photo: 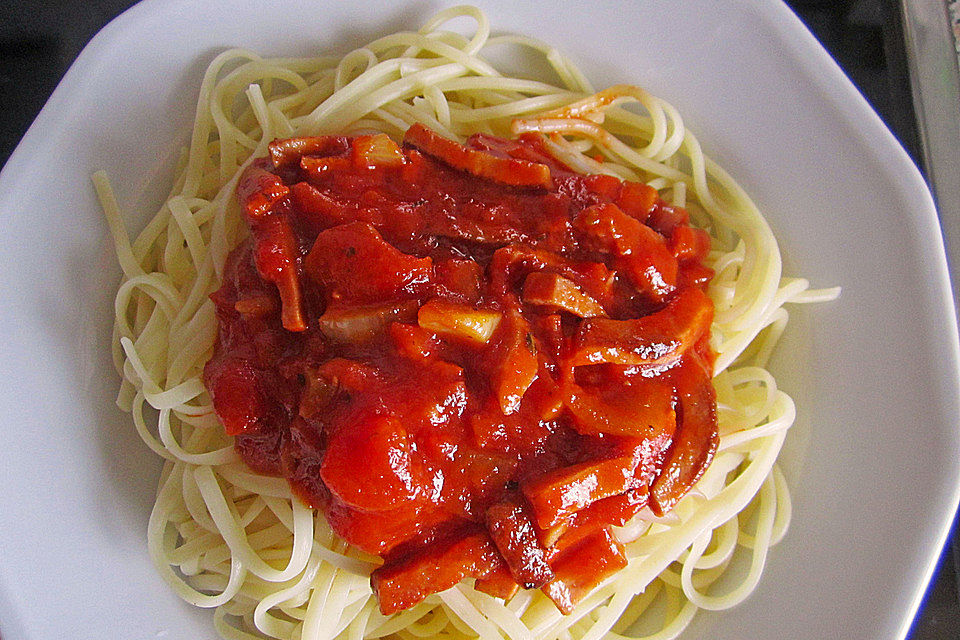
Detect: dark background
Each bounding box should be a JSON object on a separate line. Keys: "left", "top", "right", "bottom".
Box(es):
{"left": 0, "top": 0, "right": 956, "bottom": 638}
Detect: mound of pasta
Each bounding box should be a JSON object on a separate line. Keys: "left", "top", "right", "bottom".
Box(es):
{"left": 101, "top": 6, "right": 837, "bottom": 640}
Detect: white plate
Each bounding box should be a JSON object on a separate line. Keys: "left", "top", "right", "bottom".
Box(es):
{"left": 1, "top": 1, "right": 957, "bottom": 639}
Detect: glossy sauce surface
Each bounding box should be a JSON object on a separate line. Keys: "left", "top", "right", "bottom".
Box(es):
{"left": 205, "top": 125, "right": 718, "bottom": 614}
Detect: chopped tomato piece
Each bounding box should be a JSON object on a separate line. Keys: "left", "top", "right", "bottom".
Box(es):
{"left": 617, "top": 181, "right": 657, "bottom": 221}
{"left": 324, "top": 499, "right": 447, "bottom": 556}
{"left": 583, "top": 174, "right": 621, "bottom": 200}
{"left": 290, "top": 182, "right": 358, "bottom": 230}
{"left": 320, "top": 409, "right": 426, "bottom": 511}
{"left": 562, "top": 374, "right": 676, "bottom": 438}
{"left": 671, "top": 225, "right": 711, "bottom": 262}
{"left": 646, "top": 202, "right": 689, "bottom": 236}
{"left": 303, "top": 222, "right": 432, "bottom": 304}
{"left": 435, "top": 258, "right": 483, "bottom": 304}
{"left": 572, "top": 484, "right": 650, "bottom": 530}
{"left": 204, "top": 358, "right": 269, "bottom": 436}
{"left": 679, "top": 262, "right": 715, "bottom": 289}
{"left": 474, "top": 562, "right": 520, "bottom": 601}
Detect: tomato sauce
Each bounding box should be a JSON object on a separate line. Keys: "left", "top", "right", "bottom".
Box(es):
{"left": 204, "top": 124, "right": 719, "bottom": 614}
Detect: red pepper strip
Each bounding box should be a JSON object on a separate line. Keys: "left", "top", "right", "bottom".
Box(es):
{"left": 484, "top": 495, "right": 555, "bottom": 588}
{"left": 522, "top": 454, "right": 639, "bottom": 530}
{"left": 649, "top": 355, "right": 719, "bottom": 515}
{"left": 372, "top": 528, "right": 501, "bottom": 615}
{"left": 572, "top": 484, "right": 650, "bottom": 530}
{"left": 541, "top": 527, "right": 628, "bottom": 614}
{"left": 570, "top": 286, "right": 713, "bottom": 367}
{"left": 404, "top": 123, "right": 552, "bottom": 188}
{"left": 267, "top": 135, "right": 349, "bottom": 169}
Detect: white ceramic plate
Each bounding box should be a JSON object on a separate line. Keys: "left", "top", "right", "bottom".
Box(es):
{"left": 1, "top": 1, "right": 957, "bottom": 638}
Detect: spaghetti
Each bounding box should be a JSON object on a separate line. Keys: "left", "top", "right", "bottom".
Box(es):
{"left": 100, "top": 6, "right": 838, "bottom": 640}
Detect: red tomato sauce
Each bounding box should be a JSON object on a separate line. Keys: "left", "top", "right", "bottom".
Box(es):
{"left": 204, "top": 124, "right": 719, "bottom": 614}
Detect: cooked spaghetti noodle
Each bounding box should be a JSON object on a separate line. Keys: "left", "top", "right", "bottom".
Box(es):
{"left": 99, "top": 6, "right": 838, "bottom": 640}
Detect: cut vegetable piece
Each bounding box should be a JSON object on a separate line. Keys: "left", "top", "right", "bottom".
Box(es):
{"left": 435, "top": 258, "right": 483, "bottom": 304}
{"left": 489, "top": 244, "right": 615, "bottom": 307}
{"left": 404, "top": 123, "right": 552, "bottom": 188}
{"left": 474, "top": 562, "right": 520, "bottom": 601}
{"left": 562, "top": 375, "right": 675, "bottom": 438}
{"left": 268, "top": 135, "right": 349, "bottom": 169}
{"left": 372, "top": 528, "right": 500, "bottom": 615}
{"left": 484, "top": 495, "right": 555, "bottom": 588}
{"left": 418, "top": 298, "right": 501, "bottom": 344}
{"left": 290, "top": 182, "right": 357, "bottom": 229}
{"left": 490, "top": 310, "right": 540, "bottom": 415}
{"left": 571, "top": 287, "right": 713, "bottom": 367}
{"left": 522, "top": 454, "right": 638, "bottom": 529}
{"left": 352, "top": 133, "right": 405, "bottom": 169}
{"left": 573, "top": 202, "right": 677, "bottom": 300}
{"left": 646, "top": 202, "right": 689, "bottom": 236}
{"left": 325, "top": 499, "right": 448, "bottom": 556}
{"left": 237, "top": 161, "right": 290, "bottom": 218}
{"left": 204, "top": 358, "right": 269, "bottom": 436}
{"left": 571, "top": 484, "right": 649, "bottom": 530}
{"left": 649, "top": 356, "right": 719, "bottom": 515}
{"left": 541, "top": 527, "right": 628, "bottom": 614}
{"left": 304, "top": 222, "right": 432, "bottom": 304}
{"left": 301, "top": 155, "right": 352, "bottom": 177}
{"left": 670, "top": 225, "right": 712, "bottom": 262}
{"left": 616, "top": 181, "right": 658, "bottom": 221}
{"left": 320, "top": 409, "right": 426, "bottom": 512}
{"left": 318, "top": 301, "right": 419, "bottom": 343}
{"left": 388, "top": 322, "right": 439, "bottom": 361}
{"left": 522, "top": 272, "right": 607, "bottom": 317}
{"left": 249, "top": 210, "right": 305, "bottom": 331}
